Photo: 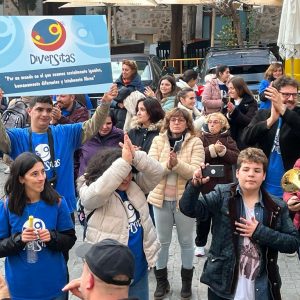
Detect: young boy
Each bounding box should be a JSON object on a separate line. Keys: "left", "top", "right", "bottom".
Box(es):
{"left": 180, "top": 147, "right": 300, "bottom": 300}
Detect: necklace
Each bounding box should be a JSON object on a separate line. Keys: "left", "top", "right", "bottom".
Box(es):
{"left": 26, "top": 200, "right": 41, "bottom": 223}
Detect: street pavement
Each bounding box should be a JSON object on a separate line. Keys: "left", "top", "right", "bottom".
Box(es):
{"left": 0, "top": 161, "right": 299, "bottom": 300}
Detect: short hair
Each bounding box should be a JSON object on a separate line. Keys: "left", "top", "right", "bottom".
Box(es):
{"left": 4, "top": 152, "right": 60, "bottom": 216}
{"left": 161, "top": 107, "right": 195, "bottom": 135}
{"left": 216, "top": 65, "right": 229, "bottom": 79}
{"left": 135, "top": 97, "right": 165, "bottom": 124}
{"left": 237, "top": 147, "right": 268, "bottom": 173}
{"left": 175, "top": 88, "right": 195, "bottom": 107}
{"left": 179, "top": 69, "right": 198, "bottom": 83}
{"left": 206, "top": 112, "right": 230, "bottom": 131}
{"left": 29, "top": 96, "right": 53, "bottom": 108}
{"left": 272, "top": 75, "right": 299, "bottom": 91}
{"left": 155, "top": 75, "right": 177, "bottom": 101}
{"left": 122, "top": 59, "right": 138, "bottom": 75}
{"left": 264, "top": 62, "right": 283, "bottom": 80}
{"left": 84, "top": 148, "right": 122, "bottom": 186}
{"left": 228, "top": 77, "right": 253, "bottom": 98}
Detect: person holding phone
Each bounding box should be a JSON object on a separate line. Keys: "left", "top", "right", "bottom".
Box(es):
{"left": 195, "top": 112, "right": 239, "bottom": 257}
{"left": 180, "top": 147, "right": 300, "bottom": 300}
{"left": 148, "top": 108, "right": 204, "bottom": 300}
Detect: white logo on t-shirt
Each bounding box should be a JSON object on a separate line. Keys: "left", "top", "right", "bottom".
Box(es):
{"left": 123, "top": 200, "right": 142, "bottom": 234}
{"left": 35, "top": 144, "right": 51, "bottom": 161}
{"left": 22, "top": 218, "right": 46, "bottom": 252}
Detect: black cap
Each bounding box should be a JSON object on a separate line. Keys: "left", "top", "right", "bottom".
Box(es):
{"left": 76, "top": 239, "right": 135, "bottom": 286}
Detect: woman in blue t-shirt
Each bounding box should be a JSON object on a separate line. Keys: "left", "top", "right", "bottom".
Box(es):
{"left": 77, "top": 134, "right": 162, "bottom": 300}
{"left": 0, "top": 152, "right": 76, "bottom": 300}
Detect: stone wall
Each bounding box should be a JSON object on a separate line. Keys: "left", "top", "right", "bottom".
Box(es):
{"left": 115, "top": 5, "right": 188, "bottom": 43}
{"left": 2, "top": 1, "right": 281, "bottom": 44}
{"left": 3, "top": 0, "right": 42, "bottom": 15}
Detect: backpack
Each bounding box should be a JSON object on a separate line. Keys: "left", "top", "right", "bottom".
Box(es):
{"left": 1, "top": 100, "right": 28, "bottom": 128}
{"left": 77, "top": 197, "right": 96, "bottom": 240}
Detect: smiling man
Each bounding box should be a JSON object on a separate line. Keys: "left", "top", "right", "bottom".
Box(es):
{"left": 179, "top": 147, "right": 300, "bottom": 300}
{"left": 242, "top": 76, "right": 300, "bottom": 198}
{"left": 0, "top": 86, "right": 117, "bottom": 215}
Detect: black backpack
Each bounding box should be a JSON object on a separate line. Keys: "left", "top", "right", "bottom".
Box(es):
{"left": 1, "top": 100, "right": 28, "bottom": 128}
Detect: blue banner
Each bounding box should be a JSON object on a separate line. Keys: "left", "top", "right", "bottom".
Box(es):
{"left": 0, "top": 16, "right": 112, "bottom": 96}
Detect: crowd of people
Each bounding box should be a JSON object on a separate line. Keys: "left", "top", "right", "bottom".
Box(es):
{"left": 0, "top": 60, "right": 299, "bottom": 300}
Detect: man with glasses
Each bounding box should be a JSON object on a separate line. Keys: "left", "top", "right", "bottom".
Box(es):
{"left": 242, "top": 75, "right": 300, "bottom": 198}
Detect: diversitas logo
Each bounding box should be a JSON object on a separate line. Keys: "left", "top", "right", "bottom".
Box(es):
{"left": 31, "top": 19, "right": 66, "bottom": 51}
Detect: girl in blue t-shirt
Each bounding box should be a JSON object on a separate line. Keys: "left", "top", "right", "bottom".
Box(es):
{"left": 0, "top": 152, "right": 76, "bottom": 300}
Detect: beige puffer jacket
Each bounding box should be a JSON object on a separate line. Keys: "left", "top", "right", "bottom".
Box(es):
{"left": 78, "top": 151, "right": 163, "bottom": 267}
{"left": 147, "top": 131, "right": 205, "bottom": 208}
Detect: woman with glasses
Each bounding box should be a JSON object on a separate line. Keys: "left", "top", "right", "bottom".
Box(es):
{"left": 259, "top": 62, "right": 284, "bottom": 109}
{"left": 0, "top": 152, "right": 76, "bottom": 300}
{"left": 148, "top": 108, "right": 204, "bottom": 300}
{"left": 225, "top": 77, "right": 258, "bottom": 150}
{"left": 144, "top": 75, "right": 178, "bottom": 112}
{"left": 243, "top": 75, "right": 300, "bottom": 198}
{"left": 201, "top": 64, "right": 231, "bottom": 115}
{"left": 194, "top": 113, "right": 239, "bottom": 257}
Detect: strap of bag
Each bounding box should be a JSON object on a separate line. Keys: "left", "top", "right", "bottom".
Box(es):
{"left": 28, "top": 127, "right": 57, "bottom": 188}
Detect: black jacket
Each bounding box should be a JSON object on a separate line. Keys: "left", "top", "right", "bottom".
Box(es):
{"left": 242, "top": 107, "right": 300, "bottom": 171}
{"left": 179, "top": 183, "right": 300, "bottom": 299}
{"left": 225, "top": 94, "right": 258, "bottom": 150}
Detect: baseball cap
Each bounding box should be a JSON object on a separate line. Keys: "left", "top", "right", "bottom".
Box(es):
{"left": 76, "top": 239, "right": 135, "bottom": 286}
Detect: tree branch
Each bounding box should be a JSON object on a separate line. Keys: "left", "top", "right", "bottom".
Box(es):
{"left": 10, "top": 0, "right": 19, "bottom": 9}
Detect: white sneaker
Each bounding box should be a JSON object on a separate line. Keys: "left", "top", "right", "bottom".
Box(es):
{"left": 286, "top": 252, "right": 297, "bottom": 257}
{"left": 195, "top": 246, "right": 205, "bottom": 257}
{"left": 4, "top": 167, "right": 10, "bottom": 174}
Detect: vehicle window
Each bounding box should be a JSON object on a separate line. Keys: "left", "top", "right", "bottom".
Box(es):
{"left": 228, "top": 65, "right": 269, "bottom": 74}
{"left": 111, "top": 60, "right": 151, "bottom": 82}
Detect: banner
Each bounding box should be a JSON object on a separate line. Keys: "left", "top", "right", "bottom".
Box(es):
{"left": 0, "top": 15, "right": 112, "bottom": 96}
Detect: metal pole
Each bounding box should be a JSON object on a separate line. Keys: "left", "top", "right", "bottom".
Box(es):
{"left": 210, "top": 7, "right": 216, "bottom": 47}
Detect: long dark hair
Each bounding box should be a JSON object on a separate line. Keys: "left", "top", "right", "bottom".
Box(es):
{"left": 155, "top": 75, "right": 177, "bottom": 101}
{"left": 4, "top": 152, "right": 60, "bottom": 216}
{"left": 84, "top": 148, "right": 122, "bottom": 186}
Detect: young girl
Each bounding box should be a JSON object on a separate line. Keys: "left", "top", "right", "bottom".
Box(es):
{"left": 0, "top": 152, "right": 76, "bottom": 300}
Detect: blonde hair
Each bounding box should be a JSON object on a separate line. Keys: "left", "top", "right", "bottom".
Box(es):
{"left": 206, "top": 112, "right": 230, "bottom": 131}
{"left": 264, "top": 62, "right": 283, "bottom": 80}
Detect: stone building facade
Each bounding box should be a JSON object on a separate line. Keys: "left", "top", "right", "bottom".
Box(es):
{"left": 2, "top": 1, "right": 281, "bottom": 46}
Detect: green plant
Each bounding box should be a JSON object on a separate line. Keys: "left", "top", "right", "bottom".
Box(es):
{"left": 246, "top": 10, "right": 262, "bottom": 45}
{"left": 217, "top": 22, "right": 238, "bottom": 47}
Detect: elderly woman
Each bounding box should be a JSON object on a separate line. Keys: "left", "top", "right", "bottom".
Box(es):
{"left": 148, "top": 108, "right": 204, "bottom": 300}
{"left": 195, "top": 112, "right": 239, "bottom": 257}
{"left": 77, "top": 134, "right": 163, "bottom": 300}
{"left": 144, "top": 75, "right": 178, "bottom": 112}
{"left": 111, "top": 59, "right": 145, "bottom": 129}
{"left": 201, "top": 64, "right": 231, "bottom": 115}
{"left": 226, "top": 77, "right": 258, "bottom": 150}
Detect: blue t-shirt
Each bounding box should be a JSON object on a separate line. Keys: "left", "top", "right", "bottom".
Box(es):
{"left": 0, "top": 198, "right": 74, "bottom": 300}
{"left": 117, "top": 191, "right": 147, "bottom": 285}
{"left": 7, "top": 124, "right": 82, "bottom": 212}
{"left": 259, "top": 79, "right": 271, "bottom": 109}
{"left": 264, "top": 118, "right": 284, "bottom": 197}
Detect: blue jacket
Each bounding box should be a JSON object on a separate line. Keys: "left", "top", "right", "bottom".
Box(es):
{"left": 180, "top": 183, "right": 300, "bottom": 300}
{"left": 259, "top": 79, "right": 271, "bottom": 109}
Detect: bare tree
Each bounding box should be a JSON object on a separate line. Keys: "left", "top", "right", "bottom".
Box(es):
{"left": 9, "top": 0, "right": 37, "bottom": 15}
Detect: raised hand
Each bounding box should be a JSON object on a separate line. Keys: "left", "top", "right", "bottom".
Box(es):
{"left": 144, "top": 86, "right": 155, "bottom": 97}
{"left": 102, "top": 84, "right": 118, "bottom": 103}
{"left": 191, "top": 163, "right": 210, "bottom": 186}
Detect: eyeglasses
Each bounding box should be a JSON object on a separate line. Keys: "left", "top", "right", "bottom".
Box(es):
{"left": 279, "top": 92, "right": 298, "bottom": 99}
{"left": 207, "top": 120, "right": 221, "bottom": 125}
{"left": 170, "top": 117, "right": 186, "bottom": 123}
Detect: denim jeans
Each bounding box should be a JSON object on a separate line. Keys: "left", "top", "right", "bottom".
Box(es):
{"left": 154, "top": 201, "right": 195, "bottom": 270}
{"left": 129, "top": 271, "right": 149, "bottom": 300}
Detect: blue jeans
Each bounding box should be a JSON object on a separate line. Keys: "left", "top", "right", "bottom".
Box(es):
{"left": 154, "top": 201, "right": 195, "bottom": 270}
{"left": 129, "top": 271, "right": 149, "bottom": 300}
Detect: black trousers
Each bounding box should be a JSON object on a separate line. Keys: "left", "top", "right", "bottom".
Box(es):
{"left": 208, "top": 288, "right": 230, "bottom": 300}
{"left": 195, "top": 216, "right": 211, "bottom": 247}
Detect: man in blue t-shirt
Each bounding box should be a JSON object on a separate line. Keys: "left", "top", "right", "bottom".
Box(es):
{"left": 242, "top": 76, "right": 300, "bottom": 199}
{"left": 0, "top": 85, "right": 117, "bottom": 215}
